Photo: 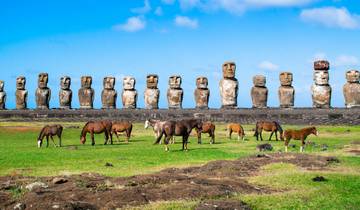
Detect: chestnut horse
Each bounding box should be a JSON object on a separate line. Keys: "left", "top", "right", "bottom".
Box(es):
{"left": 37, "top": 124, "right": 63, "bottom": 148}
{"left": 254, "top": 121, "right": 283, "bottom": 141}
{"left": 195, "top": 121, "right": 215, "bottom": 144}
{"left": 227, "top": 123, "right": 245, "bottom": 141}
{"left": 155, "top": 119, "right": 203, "bottom": 151}
{"left": 80, "top": 121, "right": 112, "bottom": 146}
{"left": 111, "top": 121, "right": 133, "bottom": 143}
{"left": 284, "top": 127, "right": 318, "bottom": 152}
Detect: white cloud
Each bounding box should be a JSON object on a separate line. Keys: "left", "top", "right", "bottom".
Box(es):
{"left": 155, "top": 6, "right": 163, "bottom": 16}
{"left": 244, "top": 0, "right": 314, "bottom": 7}
{"left": 300, "top": 7, "right": 359, "bottom": 29}
{"left": 113, "top": 16, "right": 146, "bottom": 32}
{"left": 131, "top": 0, "right": 151, "bottom": 14}
{"left": 174, "top": 15, "right": 199, "bottom": 28}
{"left": 335, "top": 55, "right": 359, "bottom": 66}
{"left": 258, "top": 61, "right": 279, "bottom": 71}
{"left": 162, "top": 0, "right": 176, "bottom": 4}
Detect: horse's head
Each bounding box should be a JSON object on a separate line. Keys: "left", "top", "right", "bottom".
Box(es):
{"left": 144, "top": 120, "right": 150, "bottom": 129}
{"left": 195, "top": 119, "right": 203, "bottom": 131}
{"left": 312, "top": 127, "right": 319, "bottom": 136}
{"left": 37, "top": 139, "right": 42, "bottom": 148}
{"left": 80, "top": 136, "right": 86, "bottom": 144}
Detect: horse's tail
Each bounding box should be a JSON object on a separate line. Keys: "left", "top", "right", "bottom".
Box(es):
{"left": 38, "top": 126, "right": 47, "bottom": 140}
{"left": 240, "top": 125, "right": 245, "bottom": 139}
{"left": 274, "top": 121, "right": 284, "bottom": 140}
{"left": 253, "top": 122, "right": 259, "bottom": 137}
{"left": 58, "top": 125, "right": 63, "bottom": 136}
{"left": 154, "top": 130, "right": 164, "bottom": 145}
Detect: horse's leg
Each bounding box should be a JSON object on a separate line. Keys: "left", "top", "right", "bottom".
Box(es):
{"left": 229, "top": 130, "right": 232, "bottom": 139}
{"left": 104, "top": 131, "right": 108, "bottom": 145}
{"left": 269, "top": 131, "right": 274, "bottom": 141}
{"left": 285, "top": 137, "right": 290, "bottom": 152}
{"left": 164, "top": 136, "right": 170, "bottom": 152}
{"left": 91, "top": 132, "right": 95, "bottom": 146}
{"left": 275, "top": 130, "right": 278, "bottom": 141}
{"left": 211, "top": 130, "right": 215, "bottom": 144}
{"left": 50, "top": 136, "right": 57, "bottom": 147}
{"left": 237, "top": 131, "right": 240, "bottom": 141}
{"left": 109, "top": 130, "right": 113, "bottom": 145}
{"left": 57, "top": 133, "right": 62, "bottom": 147}
{"left": 260, "top": 130, "right": 263, "bottom": 141}
{"left": 300, "top": 140, "right": 305, "bottom": 152}
{"left": 126, "top": 130, "right": 130, "bottom": 143}
{"left": 46, "top": 136, "right": 49, "bottom": 147}
{"left": 184, "top": 135, "right": 189, "bottom": 151}
{"left": 197, "top": 129, "right": 202, "bottom": 144}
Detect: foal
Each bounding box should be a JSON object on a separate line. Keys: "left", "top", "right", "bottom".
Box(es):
{"left": 227, "top": 123, "right": 245, "bottom": 141}
{"left": 37, "top": 124, "right": 63, "bottom": 148}
{"left": 254, "top": 121, "right": 284, "bottom": 141}
{"left": 284, "top": 126, "right": 318, "bottom": 152}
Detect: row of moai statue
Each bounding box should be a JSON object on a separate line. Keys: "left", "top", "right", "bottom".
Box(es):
{"left": 0, "top": 60, "right": 359, "bottom": 110}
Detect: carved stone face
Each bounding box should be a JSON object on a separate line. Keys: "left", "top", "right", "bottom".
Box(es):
{"left": 81, "top": 76, "right": 92, "bottom": 88}
{"left": 16, "top": 76, "right": 26, "bottom": 90}
{"left": 38, "top": 73, "right": 48, "bottom": 88}
{"left": 123, "top": 76, "right": 135, "bottom": 90}
{"left": 60, "top": 76, "right": 71, "bottom": 90}
{"left": 196, "top": 77, "right": 208, "bottom": 89}
{"left": 346, "top": 70, "right": 360, "bottom": 83}
{"left": 253, "top": 75, "right": 266, "bottom": 87}
{"left": 222, "top": 62, "right": 236, "bottom": 78}
{"left": 0, "top": 81, "right": 3, "bottom": 92}
{"left": 314, "top": 60, "right": 330, "bottom": 70}
{"left": 314, "top": 70, "right": 329, "bottom": 85}
{"left": 280, "top": 72, "right": 293, "bottom": 86}
{"left": 146, "top": 74, "right": 158, "bottom": 88}
{"left": 103, "top": 76, "right": 115, "bottom": 89}
{"left": 169, "top": 75, "right": 181, "bottom": 89}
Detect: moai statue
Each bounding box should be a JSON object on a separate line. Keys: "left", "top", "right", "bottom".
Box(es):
{"left": 59, "top": 76, "right": 72, "bottom": 109}
{"left": 78, "top": 76, "right": 94, "bottom": 109}
{"left": 122, "top": 76, "right": 137, "bottom": 109}
{"left": 0, "top": 81, "right": 6, "bottom": 110}
{"left": 35, "top": 73, "right": 51, "bottom": 109}
{"left": 16, "top": 76, "right": 28, "bottom": 109}
{"left": 167, "top": 75, "right": 183, "bottom": 109}
{"left": 194, "top": 76, "right": 210, "bottom": 109}
{"left": 144, "top": 74, "right": 160, "bottom": 109}
{"left": 311, "top": 60, "right": 331, "bottom": 108}
{"left": 278, "top": 72, "right": 295, "bottom": 108}
{"left": 251, "top": 75, "right": 268, "bottom": 108}
{"left": 101, "top": 76, "right": 117, "bottom": 109}
{"left": 343, "top": 70, "right": 360, "bottom": 108}
{"left": 219, "top": 61, "right": 238, "bottom": 108}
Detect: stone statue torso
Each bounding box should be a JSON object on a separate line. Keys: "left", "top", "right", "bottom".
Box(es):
{"left": 144, "top": 88, "right": 160, "bottom": 109}
{"left": 36, "top": 87, "right": 51, "bottom": 109}
{"left": 78, "top": 88, "right": 94, "bottom": 108}
{"left": 219, "top": 78, "right": 238, "bottom": 107}
{"left": 167, "top": 88, "right": 183, "bottom": 109}
{"left": 278, "top": 86, "right": 295, "bottom": 108}
{"left": 311, "top": 85, "right": 331, "bottom": 108}
{"left": 122, "top": 90, "right": 137, "bottom": 109}
{"left": 343, "top": 83, "right": 360, "bottom": 108}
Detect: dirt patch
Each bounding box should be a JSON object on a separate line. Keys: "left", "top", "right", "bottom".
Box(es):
{"left": 0, "top": 153, "right": 336, "bottom": 210}
{"left": 0, "top": 126, "right": 40, "bottom": 133}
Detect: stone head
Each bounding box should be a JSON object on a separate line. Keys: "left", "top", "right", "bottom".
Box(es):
{"left": 60, "top": 76, "right": 71, "bottom": 90}
{"left": 123, "top": 76, "right": 136, "bottom": 90}
{"left": 279, "top": 72, "right": 293, "bottom": 86}
{"left": 16, "top": 76, "right": 26, "bottom": 90}
{"left": 314, "top": 60, "right": 330, "bottom": 70}
{"left": 81, "top": 76, "right": 92, "bottom": 88}
{"left": 313, "top": 70, "right": 329, "bottom": 85}
{"left": 0, "top": 80, "right": 3, "bottom": 92}
{"left": 38, "top": 73, "right": 48, "bottom": 88}
{"left": 222, "top": 61, "right": 236, "bottom": 79}
{"left": 169, "top": 75, "right": 181, "bottom": 89}
{"left": 146, "top": 74, "right": 158, "bottom": 88}
{"left": 253, "top": 75, "right": 266, "bottom": 87}
{"left": 196, "top": 76, "right": 208, "bottom": 89}
{"left": 103, "top": 76, "right": 115, "bottom": 90}
{"left": 346, "top": 70, "right": 360, "bottom": 83}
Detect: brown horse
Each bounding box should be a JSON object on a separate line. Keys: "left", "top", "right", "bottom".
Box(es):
{"left": 284, "top": 127, "right": 318, "bottom": 152}
{"left": 111, "top": 121, "right": 133, "bottom": 143}
{"left": 227, "top": 123, "right": 245, "bottom": 141}
{"left": 254, "top": 121, "right": 283, "bottom": 141}
{"left": 145, "top": 119, "right": 175, "bottom": 144}
{"left": 80, "top": 121, "right": 112, "bottom": 146}
{"left": 155, "top": 119, "right": 203, "bottom": 151}
{"left": 37, "top": 124, "right": 63, "bottom": 148}
{"left": 195, "top": 121, "right": 215, "bottom": 144}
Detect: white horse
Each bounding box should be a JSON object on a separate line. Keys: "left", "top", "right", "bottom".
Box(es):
{"left": 145, "top": 119, "right": 175, "bottom": 144}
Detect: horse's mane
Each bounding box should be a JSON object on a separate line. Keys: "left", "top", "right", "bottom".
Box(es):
{"left": 37, "top": 125, "right": 48, "bottom": 140}
{"left": 81, "top": 121, "right": 93, "bottom": 137}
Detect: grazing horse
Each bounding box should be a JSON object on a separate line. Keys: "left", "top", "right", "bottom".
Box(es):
{"left": 37, "top": 124, "right": 63, "bottom": 148}
{"left": 254, "top": 121, "right": 284, "bottom": 141}
{"left": 195, "top": 121, "right": 215, "bottom": 144}
{"left": 227, "top": 123, "right": 245, "bottom": 141}
{"left": 155, "top": 119, "right": 203, "bottom": 151}
{"left": 145, "top": 119, "right": 175, "bottom": 144}
{"left": 111, "top": 121, "right": 133, "bottom": 143}
{"left": 80, "top": 121, "right": 112, "bottom": 146}
{"left": 284, "top": 127, "right": 318, "bottom": 152}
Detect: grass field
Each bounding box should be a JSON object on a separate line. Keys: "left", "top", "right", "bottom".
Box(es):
{"left": 0, "top": 122, "right": 360, "bottom": 209}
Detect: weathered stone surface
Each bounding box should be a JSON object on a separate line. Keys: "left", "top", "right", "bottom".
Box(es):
{"left": 343, "top": 70, "right": 360, "bottom": 108}
{"left": 314, "top": 60, "right": 330, "bottom": 70}
{"left": 167, "top": 75, "right": 183, "bottom": 109}
{"left": 219, "top": 61, "right": 238, "bottom": 108}
{"left": 25, "top": 181, "right": 48, "bottom": 191}
{"left": 0, "top": 80, "right": 6, "bottom": 110}
{"left": 312, "top": 60, "right": 331, "bottom": 108}
{"left": 59, "top": 76, "right": 72, "bottom": 109}
{"left": 101, "top": 76, "right": 117, "bottom": 109}
{"left": 194, "top": 76, "right": 210, "bottom": 109}
{"left": 251, "top": 75, "right": 268, "bottom": 108}
{"left": 15, "top": 76, "right": 27, "bottom": 110}
{"left": 78, "top": 76, "right": 94, "bottom": 109}
{"left": 122, "top": 76, "right": 137, "bottom": 109}
{"left": 35, "top": 73, "right": 51, "bottom": 109}
{"left": 144, "top": 74, "right": 159, "bottom": 109}
{"left": 278, "top": 72, "right": 295, "bottom": 108}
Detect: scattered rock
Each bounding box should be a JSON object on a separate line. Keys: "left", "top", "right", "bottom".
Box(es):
{"left": 52, "top": 177, "right": 68, "bottom": 185}
{"left": 326, "top": 157, "right": 340, "bottom": 163}
{"left": 321, "top": 144, "right": 329, "bottom": 151}
{"left": 13, "top": 203, "right": 26, "bottom": 210}
{"left": 312, "top": 176, "right": 327, "bottom": 182}
{"left": 196, "top": 199, "right": 252, "bottom": 210}
{"left": 289, "top": 144, "right": 296, "bottom": 148}
{"left": 105, "top": 162, "right": 113, "bottom": 167}
{"left": 25, "top": 182, "right": 48, "bottom": 191}
{"left": 256, "top": 143, "right": 273, "bottom": 152}
{"left": 52, "top": 204, "right": 60, "bottom": 209}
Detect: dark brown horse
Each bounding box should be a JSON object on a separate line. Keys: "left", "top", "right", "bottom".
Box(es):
{"left": 155, "top": 119, "right": 203, "bottom": 151}
{"left": 80, "top": 121, "right": 112, "bottom": 146}
{"left": 111, "top": 121, "right": 133, "bottom": 143}
{"left": 284, "top": 127, "right": 318, "bottom": 152}
{"left": 254, "top": 121, "right": 283, "bottom": 141}
{"left": 37, "top": 124, "right": 63, "bottom": 148}
{"left": 227, "top": 123, "right": 245, "bottom": 141}
{"left": 195, "top": 121, "right": 215, "bottom": 144}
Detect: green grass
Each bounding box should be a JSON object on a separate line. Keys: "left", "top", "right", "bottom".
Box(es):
{"left": 0, "top": 122, "right": 359, "bottom": 209}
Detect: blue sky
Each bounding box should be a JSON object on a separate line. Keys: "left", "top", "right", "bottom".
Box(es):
{"left": 0, "top": 0, "right": 359, "bottom": 109}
